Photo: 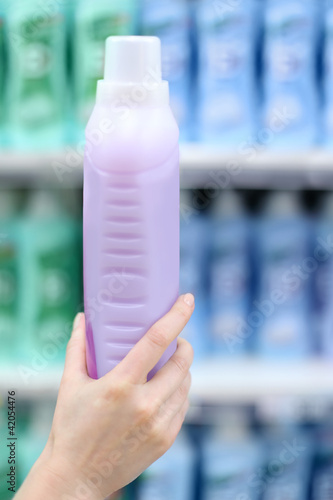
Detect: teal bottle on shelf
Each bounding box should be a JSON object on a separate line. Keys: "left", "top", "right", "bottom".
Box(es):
{"left": 0, "top": 191, "right": 21, "bottom": 365}
{"left": 0, "top": 4, "right": 5, "bottom": 145}
{"left": 6, "top": 0, "right": 67, "bottom": 149}
{"left": 72, "top": 0, "right": 137, "bottom": 138}
{"left": 20, "top": 190, "right": 80, "bottom": 365}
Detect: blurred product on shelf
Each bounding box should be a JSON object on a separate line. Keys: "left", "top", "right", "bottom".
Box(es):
{"left": 0, "top": 4, "right": 4, "bottom": 131}
{"left": 179, "top": 189, "right": 333, "bottom": 361}
{"left": 311, "top": 427, "right": 333, "bottom": 500}
{"left": 72, "top": 0, "right": 137, "bottom": 136}
{"left": 0, "top": 191, "right": 20, "bottom": 361}
{"left": 18, "top": 401, "right": 53, "bottom": 482}
{"left": 180, "top": 190, "right": 209, "bottom": 359}
{"left": 141, "top": 0, "right": 192, "bottom": 142}
{"left": 255, "top": 192, "right": 312, "bottom": 358}
{"left": 324, "top": 0, "right": 333, "bottom": 147}
{"left": 4, "top": 0, "right": 67, "bottom": 149}
{"left": 208, "top": 191, "right": 252, "bottom": 356}
{"left": 0, "top": 189, "right": 81, "bottom": 367}
{"left": 201, "top": 411, "right": 263, "bottom": 500}
{"left": 314, "top": 193, "right": 333, "bottom": 358}
{"left": 136, "top": 431, "right": 195, "bottom": 500}
{"left": 196, "top": 0, "right": 259, "bottom": 147}
{"left": 261, "top": 425, "right": 313, "bottom": 500}
{"left": 20, "top": 190, "right": 81, "bottom": 365}
{"left": 263, "top": 0, "right": 320, "bottom": 149}
{"left": 2, "top": 1, "right": 333, "bottom": 149}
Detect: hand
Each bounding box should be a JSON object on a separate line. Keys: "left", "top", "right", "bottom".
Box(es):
{"left": 15, "top": 294, "right": 195, "bottom": 500}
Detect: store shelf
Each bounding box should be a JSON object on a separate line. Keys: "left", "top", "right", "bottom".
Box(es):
{"left": 1, "top": 358, "right": 333, "bottom": 403}
{"left": 1, "top": 147, "right": 333, "bottom": 189}
{"left": 190, "top": 358, "right": 333, "bottom": 404}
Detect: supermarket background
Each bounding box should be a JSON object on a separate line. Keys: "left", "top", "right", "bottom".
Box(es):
{"left": 1, "top": 0, "right": 333, "bottom": 499}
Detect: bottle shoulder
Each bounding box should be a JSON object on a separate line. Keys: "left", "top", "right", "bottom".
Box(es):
{"left": 85, "top": 105, "right": 179, "bottom": 173}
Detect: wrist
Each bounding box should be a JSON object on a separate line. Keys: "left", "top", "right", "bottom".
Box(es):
{"left": 15, "top": 442, "right": 103, "bottom": 500}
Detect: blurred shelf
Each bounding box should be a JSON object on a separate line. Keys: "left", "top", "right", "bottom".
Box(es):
{"left": 1, "top": 358, "right": 333, "bottom": 404}
{"left": 1, "top": 147, "right": 333, "bottom": 189}
{"left": 190, "top": 358, "right": 333, "bottom": 404}
{"left": 0, "top": 366, "right": 62, "bottom": 400}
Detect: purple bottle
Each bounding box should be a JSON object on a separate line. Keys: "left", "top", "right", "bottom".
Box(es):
{"left": 83, "top": 37, "right": 179, "bottom": 379}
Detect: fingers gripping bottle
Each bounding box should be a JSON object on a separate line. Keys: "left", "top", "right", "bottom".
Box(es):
{"left": 83, "top": 37, "right": 179, "bottom": 379}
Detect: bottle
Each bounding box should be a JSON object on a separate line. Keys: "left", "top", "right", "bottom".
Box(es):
{"left": 0, "top": 3, "right": 5, "bottom": 142}
{"left": 262, "top": 0, "right": 320, "bottom": 150}
{"left": 0, "top": 191, "right": 21, "bottom": 364}
{"left": 312, "top": 427, "right": 333, "bottom": 500}
{"left": 324, "top": 0, "right": 333, "bottom": 147}
{"left": 179, "top": 190, "right": 208, "bottom": 360}
{"left": 83, "top": 36, "right": 179, "bottom": 379}
{"left": 136, "top": 432, "right": 195, "bottom": 500}
{"left": 314, "top": 193, "right": 333, "bottom": 358}
{"left": 209, "top": 191, "right": 251, "bottom": 356}
{"left": 20, "top": 190, "right": 80, "bottom": 365}
{"left": 73, "top": 0, "right": 137, "bottom": 137}
{"left": 196, "top": 0, "right": 258, "bottom": 147}
{"left": 141, "top": 0, "right": 192, "bottom": 141}
{"left": 5, "top": 0, "right": 67, "bottom": 149}
{"left": 201, "top": 410, "right": 264, "bottom": 500}
{"left": 256, "top": 192, "right": 312, "bottom": 358}
{"left": 261, "top": 426, "right": 312, "bottom": 500}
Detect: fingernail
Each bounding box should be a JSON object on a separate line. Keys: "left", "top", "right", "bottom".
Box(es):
{"left": 73, "top": 313, "right": 83, "bottom": 330}
{"left": 183, "top": 293, "right": 194, "bottom": 307}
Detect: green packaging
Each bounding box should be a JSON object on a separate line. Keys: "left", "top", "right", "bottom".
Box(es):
{"left": 6, "top": 0, "right": 67, "bottom": 149}
{"left": 73, "top": 0, "right": 137, "bottom": 133}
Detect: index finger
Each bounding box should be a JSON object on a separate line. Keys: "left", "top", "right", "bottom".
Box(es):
{"left": 105, "top": 293, "right": 195, "bottom": 384}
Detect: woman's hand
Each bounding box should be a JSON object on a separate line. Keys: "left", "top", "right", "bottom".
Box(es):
{"left": 15, "top": 293, "right": 195, "bottom": 500}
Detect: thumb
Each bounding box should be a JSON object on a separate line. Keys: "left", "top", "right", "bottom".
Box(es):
{"left": 63, "top": 313, "right": 88, "bottom": 379}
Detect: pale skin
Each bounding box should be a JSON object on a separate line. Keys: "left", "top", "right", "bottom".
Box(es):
{"left": 15, "top": 293, "right": 195, "bottom": 500}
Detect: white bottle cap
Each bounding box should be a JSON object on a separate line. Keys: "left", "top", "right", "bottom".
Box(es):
{"left": 104, "top": 36, "right": 162, "bottom": 84}
{"left": 97, "top": 36, "right": 169, "bottom": 106}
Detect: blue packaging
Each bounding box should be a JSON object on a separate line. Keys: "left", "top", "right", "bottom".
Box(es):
{"left": 209, "top": 191, "right": 251, "bottom": 356}
{"left": 255, "top": 192, "right": 312, "bottom": 358}
{"left": 179, "top": 190, "right": 209, "bottom": 360}
{"left": 312, "top": 427, "right": 333, "bottom": 500}
{"left": 313, "top": 193, "right": 333, "bottom": 358}
{"left": 260, "top": 428, "right": 313, "bottom": 500}
{"left": 201, "top": 414, "right": 264, "bottom": 500}
{"left": 262, "top": 0, "right": 320, "bottom": 149}
{"left": 196, "top": 0, "right": 259, "bottom": 147}
{"left": 136, "top": 432, "right": 195, "bottom": 500}
{"left": 141, "top": 0, "right": 192, "bottom": 141}
{"left": 324, "top": 0, "right": 333, "bottom": 147}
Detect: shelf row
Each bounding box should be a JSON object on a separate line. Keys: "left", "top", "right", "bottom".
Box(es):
{"left": 2, "top": 358, "right": 333, "bottom": 404}
{"left": 1, "top": 147, "right": 333, "bottom": 189}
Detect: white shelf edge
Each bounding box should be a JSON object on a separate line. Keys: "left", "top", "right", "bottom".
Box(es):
{"left": 190, "top": 358, "right": 333, "bottom": 403}
{"left": 1, "top": 358, "right": 333, "bottom": 403}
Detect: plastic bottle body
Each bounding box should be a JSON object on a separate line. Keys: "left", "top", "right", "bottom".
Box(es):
{"left": 84, "top": 102, "right": 179, "bottom": 379}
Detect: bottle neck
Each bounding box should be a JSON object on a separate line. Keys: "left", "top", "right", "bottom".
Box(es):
{"left": 96, "top": 80, "right": 169, "bottom": 108}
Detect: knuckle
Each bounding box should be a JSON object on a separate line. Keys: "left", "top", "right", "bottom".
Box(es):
{"left": 181, "top": 399, "right": 190, "bottom": 421}
{"left": 155, "top": 428, "right": 172, "bottom": 453}
{"left": 177, "top": 381, "right": 188, "bottom": 400}
{"left": 135, "top": 400, "right": 156, "bottom": 424}
{"left": 105, "top": 379, "right": 131, "bottom": 402}
{"left": 172, "top": 354, "right": 189, "bottom": 376}
{"left": 147, "top": 325, "right": 169, "bottom": 350}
